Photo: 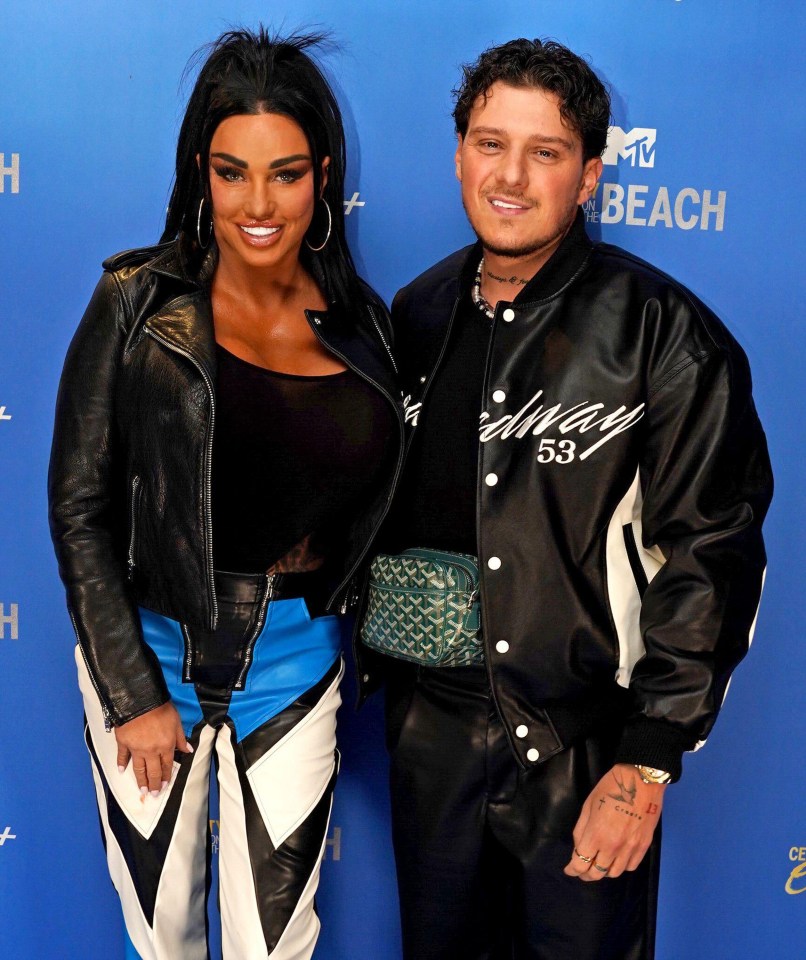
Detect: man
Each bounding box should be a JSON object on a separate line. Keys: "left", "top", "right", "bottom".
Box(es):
{"left": 357, "top": 39, "right": 772, "bottom": 959}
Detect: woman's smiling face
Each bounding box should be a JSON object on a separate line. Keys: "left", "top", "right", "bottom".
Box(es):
{"left": 206, "top": 112, "right": 329, "bottom": 271}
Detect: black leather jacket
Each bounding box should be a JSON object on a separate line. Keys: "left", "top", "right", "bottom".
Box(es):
{"left": 49, "top": 242, "right": 404, "bottom": 727}
{"left": 358, "top": 214, "right": 772, "bottom": 780}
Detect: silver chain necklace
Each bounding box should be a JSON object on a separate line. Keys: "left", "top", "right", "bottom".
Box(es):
{"left": 471, "top": 258, "right": 495, "bottom": 320}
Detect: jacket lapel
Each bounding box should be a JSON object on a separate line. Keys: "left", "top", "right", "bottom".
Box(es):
{"left": 310, "top": 309, "right": 399, "bottom": 401}
{"left": 145, "top": 291, "right": 217, "bottom": 385}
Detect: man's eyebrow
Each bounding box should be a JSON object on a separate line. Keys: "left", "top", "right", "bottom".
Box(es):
{"left": 468, "top": 127, "right": 576, "bottom": 150}
{"left": 468, "top": 127, "right": 507, "bottom": 138}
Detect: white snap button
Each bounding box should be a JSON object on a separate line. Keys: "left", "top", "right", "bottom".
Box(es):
{"left": 526, "top": 748, "right": 540, "bottom": 762}
{"left": 487, "top": 556, "right": 502, "bottom": 570}
{"left": 495, "top": 640, "right": 509, "bottom": 654}
{"left": 420, "top": 376, "right": 426, "bottom": 383}
{"left": 502, "top": 308, "right": 515, "bottom": 322}
{"left": 492, "top": 389, "right": 506, "bottom": 403}
{"left": 515, "top": 725, "right": 529, "bottom": 738}
{"left": 362, "top": 674, "right": 370, "bottom": 683}
{"left": 485, "top": 473, "right": 498, "bottom": 486}
{"left": 313, "top": 317, "right": 321, "bottom": 325}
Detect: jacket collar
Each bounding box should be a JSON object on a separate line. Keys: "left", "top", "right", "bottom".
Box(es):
{"left": 141, "top": 244, "right": 218, "bottom": 381}
{"left": 144, "top": 244, "right": 187, "bottom": 281}
{"left": 143, "top": 246, "right": 397, "bottom": 399}
{"left": 146, "top": 243, "right": 216, "bottom": 287}
{"left": 458, "top": 207, "right": 593, "bottom": 305}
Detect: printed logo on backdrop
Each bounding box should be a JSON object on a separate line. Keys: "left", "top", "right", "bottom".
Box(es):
{"left": 786, "top": 846, "right": 806, "bottom": 894}
{"left": 0, "top": 154, "right": 20, "bottom": 194}
{"left": 602, "top": 127, "right": 657, "bottom": 168}
{"left": 343, "top": 192, "right": 365, "bottom": 215}
{"left": 584, "top": 126, "right": 727, "bottom": 232}
{"left": 0, "top": 604, "right": 19, "bottom": 640}
{"left": 208, "top": 820, "right": 341, "bottom": 860}
{"left": 0, "top": 406, "right": 12, "bottom": 422}
{"left": 0, "top": 826, "right": 17, "bottom": 846}
{"left": 325, "top": 826, "right": 341, "bottom": 861}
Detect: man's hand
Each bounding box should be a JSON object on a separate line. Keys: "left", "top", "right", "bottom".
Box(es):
{"left": 563, "top": 763, "right": 666, "bottom": 882}
{"left": 115, "top": 702, "right": 193, "bottom": 797}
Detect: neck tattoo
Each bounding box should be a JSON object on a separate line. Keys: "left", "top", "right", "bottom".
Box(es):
{"left": 486, "top": 268, "right": 528, "bottom": 286}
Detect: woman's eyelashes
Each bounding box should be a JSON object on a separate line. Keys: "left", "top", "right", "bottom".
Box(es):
{"left": 274, "top": 166, "right": 307, "bottom": 183}
{"left": 210, "top": 163, "right": 309, "bottom": 184}
{"left": 211, "top": 163, "right": 245, "bottom": 183}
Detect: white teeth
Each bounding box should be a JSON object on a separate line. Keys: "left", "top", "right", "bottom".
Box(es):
{"left": 240, "top": 226, "right": 280, "bottom": 237}
{"left": 491, "top": 199, "right": 524, "bottom": 210}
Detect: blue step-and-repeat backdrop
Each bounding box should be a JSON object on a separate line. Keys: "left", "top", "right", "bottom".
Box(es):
{"left": 1, "top": 1, "right": 804, "bottom": 957}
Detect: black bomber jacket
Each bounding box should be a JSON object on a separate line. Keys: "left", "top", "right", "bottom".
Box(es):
{"left": 357, "top": 213, "right": 773, "bottom": 781}
{"left": 49, "top": 242, "right": 404, "bottom": 728}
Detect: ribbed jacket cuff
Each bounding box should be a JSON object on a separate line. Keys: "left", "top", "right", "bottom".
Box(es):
{"left": 614, "top": 718, "right": 693, "bottom": 783}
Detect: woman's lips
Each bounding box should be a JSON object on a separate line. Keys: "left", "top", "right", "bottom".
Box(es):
{"left": 237, "top": 223, "right": 282, "bottom": 246}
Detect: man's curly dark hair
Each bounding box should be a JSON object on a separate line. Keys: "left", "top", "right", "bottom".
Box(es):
{"left": 452, "top": 38, "right": 611, "bottom": 162}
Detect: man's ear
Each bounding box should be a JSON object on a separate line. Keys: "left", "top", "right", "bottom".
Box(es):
{"left": 455, "top": 135, "right": 465, "bottom": 183}
{"left": 579, "top": 156, "right": 603, "bottom": 204}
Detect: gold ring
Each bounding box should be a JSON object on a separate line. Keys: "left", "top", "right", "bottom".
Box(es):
{"left": 573, "top": 848, "right": 594, "bottom": 864}
{"left": 593, "top": 863, "right": 610, "bottom": 874}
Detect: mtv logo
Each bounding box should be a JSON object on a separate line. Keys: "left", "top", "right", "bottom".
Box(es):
{"left": 603, "top": 127, "right": 657, "bottom": 168}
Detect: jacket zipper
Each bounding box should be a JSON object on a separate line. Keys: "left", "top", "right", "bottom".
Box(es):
{"left": 305, "top": 312, "right": 406, "bottom": 609}
{"left": 339, "top": 574, "right": 363, "bottom": 615}
{"left": 181, "top": 623, "right": 194, "bottom": 683}
{"left": 368, "top": 304, "right": 398, "bottom": 374}
{"left": 127, "top": 475, "right": 141, "bottom": 580}
{"left": 145, "top": 327, "right": 219, "bottom": 627}
{"left": 70, "top": 609, "right": 114, "bottom": 731}
{"left": 233, "top": 573, "right": 276, "bottom": 690}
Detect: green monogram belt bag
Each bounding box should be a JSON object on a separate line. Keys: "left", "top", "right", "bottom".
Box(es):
{"left": 360, "top": 548, "right": 484, "bottom": 667}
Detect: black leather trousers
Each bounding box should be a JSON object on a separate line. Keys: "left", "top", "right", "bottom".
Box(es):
{"left": 385, "top": 663, "right": 660, "bottom": 960}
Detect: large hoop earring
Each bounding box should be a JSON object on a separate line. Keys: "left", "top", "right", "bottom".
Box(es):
{"left": 305, "top": 198, "right": 332, "bottom": 252}
{"left": 196, "top": 197, "right": 212, "bottom": 250}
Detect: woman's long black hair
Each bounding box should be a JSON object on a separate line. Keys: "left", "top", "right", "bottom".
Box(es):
{"left": 161, "top": 27, "right": 366, "bottom": 316}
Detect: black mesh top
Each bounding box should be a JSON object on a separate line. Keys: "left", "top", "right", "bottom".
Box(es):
{"left": 211, "top": 343, "right": 395, "bottom": 573}
{"left": 383, "top": 292, "right": 488, "bottom": 556}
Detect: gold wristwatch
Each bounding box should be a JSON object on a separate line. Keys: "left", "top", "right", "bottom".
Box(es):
{"left": 634, "top": 765, "right": 672, "bottom": 785}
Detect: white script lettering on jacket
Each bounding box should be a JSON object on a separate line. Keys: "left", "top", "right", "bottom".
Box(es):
{"left": 403, "top": 391, "right": 645, "bottom": 462}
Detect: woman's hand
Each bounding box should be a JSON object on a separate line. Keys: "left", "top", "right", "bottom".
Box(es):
{"left": 115, "top": 702, "right": 194, "bottom": 797}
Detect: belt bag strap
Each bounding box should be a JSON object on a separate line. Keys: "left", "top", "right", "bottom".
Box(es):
{"left": 360, "top": 548, "right": 484, "bottom": 667}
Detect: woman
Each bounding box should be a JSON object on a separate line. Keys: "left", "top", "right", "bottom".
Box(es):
{"left": 48, "top": 28, "right": 402, "bottom": 960}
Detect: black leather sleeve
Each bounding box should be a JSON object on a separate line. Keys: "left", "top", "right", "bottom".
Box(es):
{"left": 615, "top": 344, "right": 773, "bottom": 779}
{"left": 48, "top": 272, "right": 170, "bottom": 726}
